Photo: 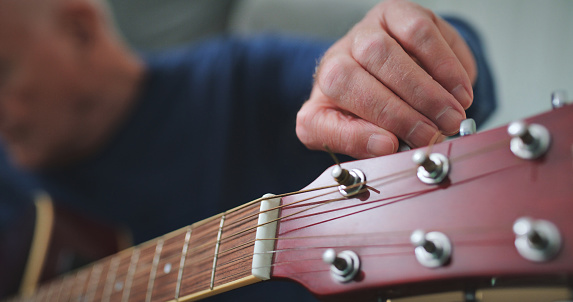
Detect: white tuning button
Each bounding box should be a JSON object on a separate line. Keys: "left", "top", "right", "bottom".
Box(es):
{"left": 410, "top": 230, "right": 452, "bottom": 268}
{"left": 331, "top": 166, "right": 366, "bottom": 197}
{"left": 513, "top": 217, "right": 561, "bottom": 262}
{"left": 507, "top": 121, "right": 551, "bottom": 160}
{"left": 551, "top": 90, "right": 568, "bottom": 109}
{"left": 412, "top": 151, "right": 450, "bottom": 184}
{"left": 459, "top": 118, "right": 477, "bottom": 136}
{"left": 322, "top": 249, "right": 361, "bottom": 283}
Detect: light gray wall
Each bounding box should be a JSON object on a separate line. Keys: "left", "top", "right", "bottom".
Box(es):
{"left": 416, "top": 0, "right": 573, "bottom": 130}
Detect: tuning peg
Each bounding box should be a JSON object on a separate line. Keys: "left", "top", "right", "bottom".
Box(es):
{"left": 507, "top": 121, "right": 551, "bottom": 159}
{"left": 412, "top": 151, "right": 450, "bottom": 184}
{"left": 459, "top": 118, "right": 477, "bottom": 137}
{"left": 513, "top": 217, "right": 561, "bottom": 262}
{"left": 410, "top": 230, "right": 452, "bottom": 268}
{"left": 322, "top": 249, "right": 361, "bottom": 283}
{"left": 551, "top": 90, "right": 568, "bottom": 109}
{"left": 331, "top": 166, "right": 366, "bottom": 197}
{"left": 398, "top": 139, "right": 412, "bottom": 152}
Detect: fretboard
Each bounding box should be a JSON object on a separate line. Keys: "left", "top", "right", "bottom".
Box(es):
{"left": 12, "top": 195, "right": 281, "bottom": 302}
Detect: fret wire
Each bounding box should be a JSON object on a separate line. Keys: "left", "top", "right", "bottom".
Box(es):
{"left": 54, "top": 276, "right": 65, "bottom": 302}
{"left": 62, "top": 274, "right": 75, "bottom": 302}
{"left": 180, "top": 246, "right": 256, "bottom": 283}
{"left": 102, "top": 256, "right": 120, "bottom": 302}
{"left": 127, "top": 242, "right": 186, "bottom": 286}
{"left": 11, "top": 136, "right": 519, "bottom": 302}
{"left": 85, "top": 263, "right": 103, "bottom": 302}
{"left": 185, "top": 137, "right": 510, "bottom": 261}
{"left": 116, "top": 245, "right": 162, "bottom": 295}
{"left": 45, "top": 280, "right": 55, "bottom": 301}
{"left": 175, "top": 227, "right": 192, "bottom": 300}
{"left": 121, "top": 248, "right": 140, "bottom": 302}
{"left": 210, "top": 215, "right": 226, "bottom": 290}
{"left": 146, "top": 239, "right": 163, "bottom": 302}
{"left": 73, "top": 269, "right": 90, "bottom": 302}
{"left": 183, "top": 237, "right": 256, "bottom": 274}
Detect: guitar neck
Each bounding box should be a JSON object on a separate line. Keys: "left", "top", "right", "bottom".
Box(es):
{"left": 19, "top": 195, "right": 281, "bottom": 302}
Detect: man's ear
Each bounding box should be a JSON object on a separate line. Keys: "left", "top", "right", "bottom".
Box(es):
{"left": 56, "top": 0, "right": 100, "bottom": 50}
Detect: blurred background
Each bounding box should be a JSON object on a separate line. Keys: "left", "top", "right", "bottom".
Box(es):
{"left": 107, "top": 0, "right": 573, "bottom": 131}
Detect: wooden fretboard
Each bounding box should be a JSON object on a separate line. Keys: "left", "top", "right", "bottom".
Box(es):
{"left": 10, "top": 196, "right": 280, "bottom": 302}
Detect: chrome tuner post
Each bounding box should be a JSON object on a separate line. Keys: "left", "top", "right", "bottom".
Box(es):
{"left": 412, "top": 150, "right": 450, "bottom": 184}
{"left": 410, "top": 230, "right": 452, "bottom": 268}
{"left": 331, "top": 166, "right": 366, "bottom": 197}
{"left": 513, "top": 217, "right": 561, "bottom": 262}
{"left": 459, "top": 118, "right": 477, "bottom": 137}
{"left": 551, "top": 90, "right": 568, "bottom": 109}
{"left": 322, "top": 249, "right": 361, "bottom": 283}
{"left": 507, "top": 121, "right": 551, "bottom": 160}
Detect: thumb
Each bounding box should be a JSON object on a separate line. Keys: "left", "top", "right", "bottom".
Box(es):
{"left": 296, "top": 97, "right": 398, "bottom": 159}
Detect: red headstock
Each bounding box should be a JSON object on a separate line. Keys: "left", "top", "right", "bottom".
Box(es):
{"left": 272, "top": 104, "right": 573, "bottom": 300}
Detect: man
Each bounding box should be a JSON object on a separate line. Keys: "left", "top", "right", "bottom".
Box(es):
{"left": 0, "top": 0, "right": 494, "bottom": 300}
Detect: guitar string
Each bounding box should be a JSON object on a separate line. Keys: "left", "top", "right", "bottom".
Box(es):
{"left": 30, "top": 133, "right": 438, "bottom": 298}
{"left": 91, "top": 179, "right": 406, "bottom": 294}
{"left": 158, "top": 222, "right": 512, "bottom": 288}
{"left": 214, "top": 130, "right": 449, "bottom": 232}
{"left": 115, "top": 186, "right": 422, "bottom": 296}
{"left": 153, "top": 152, "right": 521, "bottom": 290}
{"left": 43, "top": 155, "right": 512, "bottom": 300}
{"left": 203, "top": 138, "right": 518, "bottom": 285}
{"left": 218, "top": 135, "right": 510, "bottom": 243}
{"left": 54, "top": 137, "right": 512, "bottom": 300}
{"left": 231, "top": 136, "right": 510, "bottom": 235}
{"left": 33, "top": 136, "right": 513, "bottom": 300}
{"left": 215, "top": 234, "right": 513, "bottom": 286}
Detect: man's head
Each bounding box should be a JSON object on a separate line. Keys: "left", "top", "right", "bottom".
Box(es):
{"left": 0, "top": 0, "right": 143, "bottom": 170}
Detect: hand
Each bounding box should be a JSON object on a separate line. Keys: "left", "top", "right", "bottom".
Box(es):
{"left": 296, "top": 0, "right": 477, "bottom": 159}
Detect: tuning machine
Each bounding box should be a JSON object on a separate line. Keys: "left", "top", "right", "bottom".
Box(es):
{"left": 322, "top": 249, "right": 361, "bottom": 283}
{"left": 331, "top": 166, "right": 366, "bottom": 197}
{"left": 459, "top": 118, "right": 477, "bottom": 137}
{"left": 412, "top": 151, "right": 450, "bottom": 184}
{"left": 410, "top": 230, "right": 452, "bottom": 268}
{"left": 513, "top": 217, "right": 561, "bottom": 262}
{"left": 507, "top": 121, "right": 551, "bottom": 160}
{"left": 551, "top": 90, "right": 568, "bottom": 109}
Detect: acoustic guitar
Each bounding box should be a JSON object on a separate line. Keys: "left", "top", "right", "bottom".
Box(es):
{"left": 4, "top": 103, "right": 573, "bottom": 301}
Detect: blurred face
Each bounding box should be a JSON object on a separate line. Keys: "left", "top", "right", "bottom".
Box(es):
{"left": 0, "top": 4, "right": 94, "bottom": 169}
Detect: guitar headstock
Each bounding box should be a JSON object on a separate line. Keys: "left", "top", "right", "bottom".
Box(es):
{"left": 271, "top": 104, "right": 573, "bottom": 301}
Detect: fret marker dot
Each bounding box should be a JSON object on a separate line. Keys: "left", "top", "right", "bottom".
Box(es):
{"left": 114, "top": 281, "right": 123, "bottom": 291}
{"left": 164, "top": 263, "right": 172, "bottom": 274}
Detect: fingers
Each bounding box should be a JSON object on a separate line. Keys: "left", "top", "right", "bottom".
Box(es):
{"left": 435, "top": 17, "right": 478, "bottom": 87}
{"left": 349, "top": 28, "right": 466, "bottom": 135}
{"left": 380, "top": 0, "right": 475, "bottom": 110}
{"left": 296, "top": 89, "right": 399, "bottom": 159}
{"left": 316, "top": 51, "right": 445, "bottom": 149}
{"left": 296, "top": 0, "right": 478, "bottom": 159}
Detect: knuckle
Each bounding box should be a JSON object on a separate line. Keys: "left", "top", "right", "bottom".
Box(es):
{"left": 432, "top": 56, "right": 459, "bottom": 77}
{"left": 351, "top": 31, "right": 392, "bottom": 68}
{"left": 316, "top": 55, "right": 351, "bottom": 99}
{"left": 373, "top": 101, "right": 409, "bottom": 137}
{"left": 371, "top": 95, "right": 393, "bottom": 128}
{"left": 401, "top": 16, "right": 436, "bottom": 46}
{"left": 408, "top": 80, "right": 434, "bottom": 108}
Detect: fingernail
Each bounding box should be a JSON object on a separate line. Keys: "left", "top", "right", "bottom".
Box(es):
{"left": 451, "top": 84, "right": 472, "bottom": 109}
{"left": 436, "top": 107, "right": 463, "bottom": 135}
{"left": 406, "top": 121, "right": 438, "bottom": 148}
{"left": 367, "top": 134, "right": 395, "bottom": 157}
